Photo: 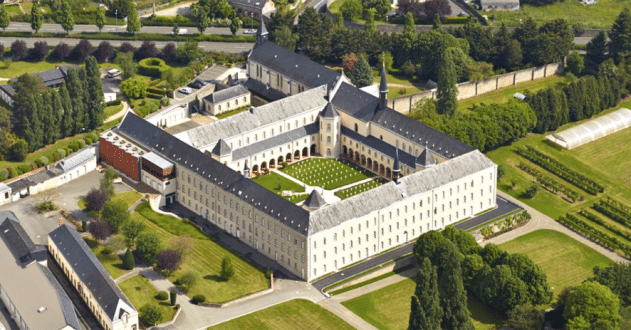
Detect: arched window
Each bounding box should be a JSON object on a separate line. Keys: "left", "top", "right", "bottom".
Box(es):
{"left": 354, "top": 123, "right": 358, "bottom": 132}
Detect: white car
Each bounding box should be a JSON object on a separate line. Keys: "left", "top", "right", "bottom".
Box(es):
{"left": 243, "top": 29, "right": 257, "bottom": 35}
{"left": 179, "top": 87, "right": 193, "bottom": 94}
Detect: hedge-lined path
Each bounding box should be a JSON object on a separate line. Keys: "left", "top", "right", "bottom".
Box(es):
{"left": 104, "top": 100, "right": 129, "bottom": 123}
{"left": 485, "top": 191, "right": 627, "bottom": 263}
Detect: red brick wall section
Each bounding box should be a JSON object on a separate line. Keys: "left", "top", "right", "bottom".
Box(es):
{"left": 99, "top": 137, "right": 140, "bottom": 181}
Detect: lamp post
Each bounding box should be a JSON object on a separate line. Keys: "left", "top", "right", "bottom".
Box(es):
{"left": 115, "top": 9, "right": 118, "bottom": 33}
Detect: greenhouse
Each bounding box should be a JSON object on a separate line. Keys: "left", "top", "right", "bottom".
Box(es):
{"left": 547, "top": 108, "right": 631, "bottom": 149}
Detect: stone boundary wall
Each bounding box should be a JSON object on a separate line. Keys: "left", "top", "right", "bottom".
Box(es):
{"left": 387, "top": 61, "right": 564, "bottom": 114}
{"left": 199, "top": 287, "right": 274, "bottom": 308}
{"left": 328, "top": 255, "right": 415, "bottom": 292}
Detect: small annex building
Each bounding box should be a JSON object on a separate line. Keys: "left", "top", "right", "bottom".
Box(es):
{"left": 49, "top": 225, "right": 138, "bottom": 330}
{"left": 0, "top": 211, "right": 81, "bottom": 330}
{"left": 0, "top": 65, "right": 78, "bottom": 106}
{"left": 546, "top": 108, "right": 631, "bottom": 149}
{"left": 203, "top": 85, "right": 251, "bottom": 116}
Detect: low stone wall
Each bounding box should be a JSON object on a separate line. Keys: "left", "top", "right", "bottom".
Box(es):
{"left": 154, "top": 304, "right": 183, "bottom": 329}
{"left": 328, "top": 255, "right": 415, "bottom": 292}
{"left": 388, "top": 61, "right": 565, "bottom": 114}
{"left": 199, "top": 287, "right": 274, "bottom": 308}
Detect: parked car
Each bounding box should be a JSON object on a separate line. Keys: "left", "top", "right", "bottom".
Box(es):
{"left": 171, "top": 28, "right": 188, "bottom": 35}
{"left": 191, "top": 80, "right": 208, "bottom": 89}
{"left": 179, "top": 87, "right": 193, "bottom": 94}
{"left": 107, "top": 69, "right": 121, "bottom": 78}
{"left": 243, "top": 29, "right": 256, "bottom": 35}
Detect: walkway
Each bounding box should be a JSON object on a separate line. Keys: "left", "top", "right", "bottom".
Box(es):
{"left": 453, "top": 195, "right": 522, "bottom": 231}
{"left": 484, "top": 191, "right": 628, "bottom": 263}
{"left": 104, "top": 101, "right": 129, "bottom": 123}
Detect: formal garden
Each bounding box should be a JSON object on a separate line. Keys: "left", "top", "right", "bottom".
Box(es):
{"left": 118, "top": 275, "right": 177, "bottom": 326}
{"left": 207, "top": 299, "right": 355, "bottom": 330}
{"left": 281, "top": 158, "right": 374, "bottom": 190}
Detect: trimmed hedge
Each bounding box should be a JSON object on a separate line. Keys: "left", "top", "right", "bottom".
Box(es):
{"left": 16, "top": 164, "right": 31, "bottom": 174}
{"left": 518, "top": 162, "right": 583, "bottom": 203}
{"left": 156, "top": 291, "right": 169, "bottom": 301}
{"left": 146, "top": 93, "right": 163, "bottom": 99}
{"left": 147, "top": 87, "right": 168, "bottom": 95}
{"left": 192, "top": 294, "right": 206, "bottom": 304}
{"left": 138, "top": 58, "right": 169, "bottom": 78}
{"left": 105, "top": 99, "right": 122, "bottom": 106}
{"left": 559, "top": 213, "right": 631, "bottom": 257}
{"left": 0, "top": 31, "right": 256, "bottom": 43}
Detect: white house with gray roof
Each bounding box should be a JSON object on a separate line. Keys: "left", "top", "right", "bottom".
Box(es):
{"left": 98, "top": 19, "right": 497, "bottom": 281}
{"left": 0, "top": 212, "right": 81, "bottom": 330}
{"left": 203, "top": 85, "right": 251, "bottom": 116}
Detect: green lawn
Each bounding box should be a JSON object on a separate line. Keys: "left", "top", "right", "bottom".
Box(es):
{"left": 215, "top": 106, "right": 250, "bottom": 119}
{"left": 118, "top": 275, "right": 176, "bottom": 325}
{"left": 335, "top": 178, "right": 388, "bottom": 200}
{"left": 282, "top": 158, "right": 374, "bottom": 190}
{"left": 0, "top": 60, "right": 125, "bottom": 79}
{"left": 458, "top": 75, "right": 566, "bottom": 113}
{"left": 341, "top": 278, "right": 504, "bottom": 330}
{"left": 132, "top": 202, "right": 269, "bottom": 303}
{"left": 207, "top": 299, "right": 355, "bottom": 330}
{"left": 287, "top": 193, "right": 309, "bottom": 204}
{"left": 489, "top": 0, "right": 630, "bottom": 29}
{"left": 486, "top": 99, "right": 631, "bottom": 242}
{"left": 5, "top": 4, "right": 22, "bottom": 17}
{"left": 500, "top": 229, "right": 614, "bottom": 300}
{"left": 252, "top": 172, "right": 305, "bottom": 194}
{"left": 78, "top": 191, "right": 143, "bottom": 212}
{"left": 104, "top": 104, "right": 124, "bottom": 121}
{"left": 86, "top": 236, "right": 130, "bottom": 279}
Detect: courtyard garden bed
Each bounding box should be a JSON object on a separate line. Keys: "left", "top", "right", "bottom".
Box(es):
{"left": 118, "top": 275, "right": 177, "bottom": 325}
{"left": 335, "top": 178, "right": 388, "bottom": 200}
{"left": 85, "top": 236, "right": 130, "bottom": 280}
{"left": 281, "top": 158, "right": 374, "bottom": 190}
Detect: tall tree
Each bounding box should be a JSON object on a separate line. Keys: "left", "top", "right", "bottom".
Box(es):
{"left": 85, "top": 56, "right": 105, "bottom": 129}
{"left": 586, "top": 30, "right": 608, "bottom": 69}
{"left": 59, "top": 0, "right": 75, "bottom": 34}
{"left": 41, "top": 92, "right": 55, "bottom": 145}
{"left": 408, "top": 258, "right": 442, "bottom": 330}
{"left": 30, "top": 1, "right": 43, "bottom": 34}
{"left": 50, "top": 90, "right": 63, "bottom": 141}
{"left": 65, "top": 68, "right": 86, "bottom": 134}
{"left": 229, "top": 12, "right": 240, "bottom": 36}
{"left": 193, "top": 6, "right": 209, "bottom": 34}
{"left": 0, "top": 5, "right": 10, "bottom": 32}
{"left": 274, "top": 26, "right": 298, "bottom": 51}
{"left": 95, "top": 6, "right": 106, "bottom": 32}
{"left": 350, "top": 54, "right": 373, "bottom": 88}
{"left": 609, "top": 8, "right": 631, "bottom": 63}
{"left": 434, "top": 242, "right": 474, "bottom": 330}
{"left": 297, "top": 8, "right": 333, "bottom": 60}
{"left": 126, "top": 4, "right": 141, "bottom": 34}
{"left": 59, "top": 82, "right": 74, "bottom": 138}
{"left": 364, "top": 9, "right": 377, "bottom": 33}
{"left": 436, "top": 47, "right": 458, "bottom": 117}
{"left": 0, "top": 107, "right": 11, "bottom": 161}
{"left": 563, "top": 281, "right": 621, "bottom": 328}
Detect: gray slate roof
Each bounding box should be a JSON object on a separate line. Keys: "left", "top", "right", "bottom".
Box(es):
{"left": 59, "top": 146, "right": 96, "bottom": 173}
{"left": 243, "top": 78, "right": 287, "bottom": 101}
{"left": 341, "top": 126, "right": 417, "bottom": 169}
{"left": 48, "top": 225, "right": 135, "bottom": 321}
{"left": 416, "top": 149, "right": 436, "bottom": 167}
{"left": 320, "top": 102, "right": 339, "bottom": 118}
{"left": 231, "top": 123, "right": 318, "bottom": 160}
{"left": 379, "top": 64, "right": 388, "bottom": 93}
{"left": 303, "top": 190, "right": 326, "bottom": 209}
{"left": 205, "top": 84, "right": 250, "bottom": 104}
{"left": 177, "top": 86, "right": 327, "bottom": 149}
{"left": 0, "top": 211, "right": 35, "bottom": 264}
{"left": 249, "top": 41, "right": 342, "bottom": 90}
{"left": 212, "top": 139, "right": 232, "bottom": 157}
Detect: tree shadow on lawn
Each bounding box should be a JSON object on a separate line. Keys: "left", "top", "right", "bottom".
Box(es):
{"left": 203, "top": 274, "right": 227, "bottom": 282}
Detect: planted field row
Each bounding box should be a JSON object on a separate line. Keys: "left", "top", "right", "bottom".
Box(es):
{"left": 601, "top": 197, "right": 631, "bottom": 219}
{"left": 516, "top": 146, "right": 604, "bottom": 195}
{"left": 518, "top": 162, "right": 584, "bottom": 203}
{"left": 559, "top": 213, "right": 631, "bottom": 257}
{"left": 578, "top": 209, "right": 631, "bottom": 243}
{"left": 592, "top": 201, "right": 631, "bottom": 228}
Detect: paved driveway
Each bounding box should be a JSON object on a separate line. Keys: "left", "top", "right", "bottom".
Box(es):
{"left": 454, "top": 196, "right": 522, "bottom": 231}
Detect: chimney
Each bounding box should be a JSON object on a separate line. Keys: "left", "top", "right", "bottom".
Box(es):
{"left": 58, "top": 217, "right": 64, "bottom": 226}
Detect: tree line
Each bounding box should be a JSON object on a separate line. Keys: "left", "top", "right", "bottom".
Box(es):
{"left": 409, "top": 227, "right": 553, "bottom": 330}
{"left": 10, "top": 56, "right": 103, "bottom": 153}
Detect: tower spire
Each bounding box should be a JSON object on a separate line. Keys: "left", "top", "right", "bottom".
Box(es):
{"left": 256, "top": 16, "right": 269, "bottom": 45}
{"left": 379, "top": 58, "right": 388, "bottom": 110}
{"left": 393, "top": 142, "right": 401, "bottom": 184}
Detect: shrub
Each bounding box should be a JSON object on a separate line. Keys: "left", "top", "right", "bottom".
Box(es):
{"left": 220, "top": 256, "right": 235, "bottom": 281}
{"left": 50, "top": 43, "right": 71, "bottom": 60}
{"left": 524, "top": 184, "right": 539, "bottom": 199}
{"left": 179, "top": 271, "right": 197, "bottom": 289}
{"left": 123, "top": 248, "right": 135, "bottom": 270}
{"left": 85, "top": 137, "right": 93, "bottom": 145}
{"left": 139, "top": 304, "right": 162, "bottom": 326}
{"left": 76, "top": 139, "right": 86, "bottom": 148}
{"left": 10, "top": 40, "right": 27, "bottom": 60}
{"left": 82, "top": 220, "right": 87, "bottom": 232}
{"left": 101, "top": 246, "right": 113, "bottom": 255}
{"left": 192, "top": 294, "right": 206, "bottom": 304}
{"left": 34, "top": 159, "right": 43, "bottom": 167}
{"left": 160, "top": 97, "right": 169, "bottom": 107}
{"left": 138, "top": 57, "right": 169, "bottom": 78}
{"left": 39, "top": 155, "right": 49, "bottom": 166}
{"left": 105, "top": 99, "right": 122, "bottom": 106}
{"left": 57, "top": 148, "right": 66, "bottom": 158}
{"left": 156, "top": 249, "right": 182, "bottom": 274}
{"left": 89, "top": 221, "right": 112, "bottom": 241}
{"left": 156, "top": 291, "right": 169, "bottom": 301}
{"left": 17, "top": 164, "right": 31, "bottom": 175}
{"left": 8, "top": 139, "right": 28, "bottom": 161}
{"left": 8, "top": 167, "right": 17, "bottom": 178}
{"left": 170, "top": 290, "right": 177, "bottom": 306}
{"left": 0, "top": 168, "right": 8, "bottom": 181}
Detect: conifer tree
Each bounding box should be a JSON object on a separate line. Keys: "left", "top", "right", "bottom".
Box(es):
{"left": 85, "top": 57, "right": 105, "bottom": 129}
{"left": 25, "top": 94, "right": 43, "bottom": 151}
{"left": 123, "top": 248, "right": 135, "bottom": 270}
{"left": 65, "top": 69, "right": 85, "bottom": 134}
{"left": 434, "top": 242, "right": 474, "bottom": 330}
{"left": 51, "top": 90, "right": 63, "bottom": 141}
{"left": 436, "top": 47, "right": 458, "bottom": 117}
{"left": 364, "top": 10, "right": 376, "bottom": 33}
{"left": 609, "top": 8, "right": 631, "bottom": 62}
{"left": 59, "top": 83, "right": 74, "bottom": 138}
{"left": 586, "top": 31, "right": 608, "bottom": 70}
{"left": 350, "top": 54, "right": 373, "bottom": 88}
{"left": 41, "top": 92, "right": 55, "bottom": 145}
{"left": 408, "top": 258, "right": 442, "bottom": 330}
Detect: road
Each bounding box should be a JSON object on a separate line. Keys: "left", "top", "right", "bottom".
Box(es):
{"left": 0, "top": 36, "right": 254, "bottom": 53}
{"left": 453, "top": 196, "right": 522, "bottom": 231}
{"left": 3, "top": 21, "right": 239, "bottom": 35}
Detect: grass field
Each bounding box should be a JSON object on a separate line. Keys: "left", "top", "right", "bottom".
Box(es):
{"left": 486, "top": 99, "right": 631, "bottom": 243}
{"left": 253, "top": 172, "right": 305, "bottom": 194}
{"left": 489, "top": 0, "right": 630, "bottom": 29}
{"left": 104, "top": 104, "right": 124, "bottom": 121}
{"left": 4, "top": 5, "right": 22, "bottom": 17}
{"left": 78, "top": 191, "right": 143, "bottom": 212}
{"left": 500, "top": 229, "right": 613, "bottom": 300}
{"left": 458, "top": 75, "right": 566, "bottom": 113}
{"left": 215, "top": 106, "right": 250, "bottom": 119}
{"left": 86, "top": 236, "right": 130, "bottom": 279}
{"left": 132, "top": 202, "right": 269, "bottom": 303}
{"left": 282, "top": 158, "right": 374, "bottom": 190}
{"left": 207, "top": 299, "right": 355, "bottom": 330}
{"left": 0, "top": 60, "right": 126, "bottom": 79}
{"left": 335, "top": 178, "right": 388, "bottom": 200}
{"left": 341, "top": 278, "right": 504, "bottom": 330}
{"left": 118, "top": 275, "right": 177, "bottom": 325}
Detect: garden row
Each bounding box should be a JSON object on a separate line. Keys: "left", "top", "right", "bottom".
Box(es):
{"left": 558, "top": 213, "right": 631, "bottom": 257}
{"left": 578, "top": 209, "right": 631, "bottom": 244}
{"left": 1, "top": 135, "right": 94, "bottom": 181}
{"left": 479, "top": 211, "right": 531, "bottom": 238}
{"left": 518, "top": 162, "right": 584, "bottom": 203}
{"left": 515, "top": 146, "right": 604, "bottom": 195}
{"left": 592, "top": 201, "right": 631, "bottom": 229}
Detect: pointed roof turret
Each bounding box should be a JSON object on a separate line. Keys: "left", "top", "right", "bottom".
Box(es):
{"left": 379, "top": 61, "right": 388, "bottom": 94}
{"left": 303, "top": 190, "right": 326, "bottom": 210}
{"left": 416, "top": 148, "right": 436, "bottom": 167}
{"left": 211, "top": 138, "right": 231, "bottom": 157}
{"left": 393, "top": 146, "right": 400, "bottom": 174}
{"left": 243, "top": 160, "right": 250, "bottom": 177}
{"left": 257, "top": 16, "right": 269, "bottom": 45}
{"left": 320, "top": 102, "right": 339, "bottom": 118}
